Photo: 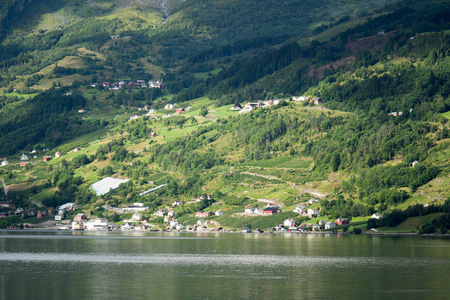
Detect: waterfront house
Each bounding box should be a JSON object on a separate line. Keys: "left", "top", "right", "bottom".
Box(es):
{"left": 85, "top": 218, "right": 110, "bottom": 231}
{"left": 312, "top": 224, "right": 321, "bottom": 231}
{"left": 242, "top": 227, "right": 252, "bottom": 233}
{"left": 121, "top": 223, "right": 134, "bottom": 231}
{"left": 284, "top": 219, "right": 297, "bottom": 227}
{"left": 72, "top": 221, "right": 85, "bottom": 230}
{"left": 197, "top": 219, "right": 206, "bottom": 226}
{"left": 325, "top": 222, "right": 337, "bottom": 230}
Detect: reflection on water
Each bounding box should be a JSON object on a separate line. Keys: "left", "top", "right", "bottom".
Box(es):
{"left": 1, "top": 252, "right": 448, "bottom": 268}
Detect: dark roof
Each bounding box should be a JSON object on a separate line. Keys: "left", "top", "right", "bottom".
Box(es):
{"left": 263, "top": 207, "right": 279, "bottom": 211}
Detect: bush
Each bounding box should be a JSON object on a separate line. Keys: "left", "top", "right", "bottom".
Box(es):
{"left": 353, "top": 227, "right": 362, "bottom": 234}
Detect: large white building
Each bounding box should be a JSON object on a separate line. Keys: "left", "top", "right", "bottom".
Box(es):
{"left": 92, "top": 177, "right": 130, "bottom": 196}
{"left": 84, "top": 218, "right": 112, "bottom": 231}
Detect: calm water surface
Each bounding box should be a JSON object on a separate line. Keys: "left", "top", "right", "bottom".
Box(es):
{"left": 1, "top": 231, "right": 449, "bottom": 299}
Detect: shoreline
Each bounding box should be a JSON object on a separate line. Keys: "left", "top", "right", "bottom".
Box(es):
{"left": 2, "top": 228, "right": 450, "bottom": 237}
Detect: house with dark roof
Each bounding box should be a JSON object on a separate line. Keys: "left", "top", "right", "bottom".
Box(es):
{"left": 263, "top": 207, "right": 281, "bottom": 215}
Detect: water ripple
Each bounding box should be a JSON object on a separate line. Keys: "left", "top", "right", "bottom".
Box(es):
{"left": 1, "top": 252, "right": 448, "bottom": 268}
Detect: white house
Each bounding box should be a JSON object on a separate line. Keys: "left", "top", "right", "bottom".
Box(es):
{"left": 325, "top": 222, "right": 337, "bottom": 230}
{"left": 132, "top": 212, "right": 143, "bottom": 221}
{"left": 197, "top": 219, "right": 206, "bottom": 226}
{"left": 308, "top": 198, "right": 319, "bottom": 205}
{"left": 245, "top": 207, "right": 255, "bottom": 215}
{"left": 168, "top": 210, "right": 176, "bottom": 217}
{"left": 412, "top": 161, "right": 419, "bottom": 168}
{"left": 1, "top": 160, "right": 9, "bottom": 166}
{"left": 20, "top": 154, "right": 29, "bottom": 161}
{"left": 169, "top": 219, "right": 179, "bottom": 227}
{"left": 172, "top": 201, "right": 183, "bottom": 206}
{"left": 284, "top": 219, "right": 296, "bottom": 227}
{"left": 215, "top": 210, "right": 223, "bottom": 216}
{"left": 55, "top": 215, "right": 62, "bottom": 221}
{"left": 164, "top": 103, "right": 176, "bottom": 110}
{"left": 293, "top": 96, "right": 309, "bottom": 101}
{"left": 84, "top": 218, "right": 110, "bottom": 231}
{"left": 71, "top": 221, "right": 85, "bottom": 230}
{"left": 121, "top": 223, "right": 134, "bottom": 231}
{"left": 371, "top": 213, "right": 383, "bottom": 219}
{"left": 307, "top": 209, "right": 320, "bottom": 218}
{"left": 155, "top": 209, "right": 168, "bottom": 217}
{"left": 293, "top": 205, "right": 306, "bottom": 213}
{"left": 254, "top": 208, "right": 264, "bottom": 215}
{"left": 176, "top": 224, "right": 184, "bottom": 230}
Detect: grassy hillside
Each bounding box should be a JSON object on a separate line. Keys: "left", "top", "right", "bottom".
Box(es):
{"left": 0, "top": 0, "right": 449, "bottom": 232}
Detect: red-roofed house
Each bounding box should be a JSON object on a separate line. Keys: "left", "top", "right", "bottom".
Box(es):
{"left": 263, "top": 207, "right": 281, "bottom": 215}
{"left": 336, "top": 218, "right": 348, "bottom": 225}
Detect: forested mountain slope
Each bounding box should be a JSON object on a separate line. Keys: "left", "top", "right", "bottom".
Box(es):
{"left": 0, "top": 0, "right": 449, "bottom": 232}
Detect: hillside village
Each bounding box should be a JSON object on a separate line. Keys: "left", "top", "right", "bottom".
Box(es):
{"left": 0, "top": 0, "right": 449, "bottom": 235}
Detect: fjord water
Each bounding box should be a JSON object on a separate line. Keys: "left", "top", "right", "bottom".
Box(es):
{"left": 1, "top": 232, "right": 449, "bottom": 299}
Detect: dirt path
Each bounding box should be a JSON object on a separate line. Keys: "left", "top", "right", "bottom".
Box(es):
{"left": 240, "top": 172, "right": 280, "bottom": 180}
